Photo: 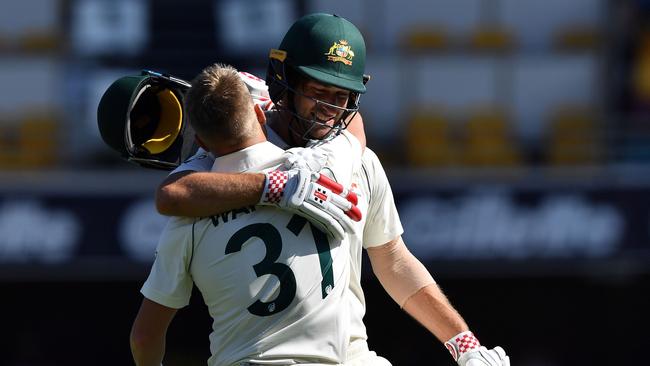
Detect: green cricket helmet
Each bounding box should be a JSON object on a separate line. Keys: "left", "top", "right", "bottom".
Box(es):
{"left": 266, "top": 13, "right": 370, "bottom": 141}
{"left": 97, "top": 70, "right": 197, "bottom": 170}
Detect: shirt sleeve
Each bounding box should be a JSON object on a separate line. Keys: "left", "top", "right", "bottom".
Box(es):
{"left": 169, "top": 147, "right": 214, "bottom": 174}
{"left": 140, "top": 218, "right": 195, "bottom": 308}
{"left": 361, "top": 149, "right": 404, "bottom": 248}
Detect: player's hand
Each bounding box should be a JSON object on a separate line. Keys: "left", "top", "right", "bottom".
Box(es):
{"left": 258, "top": 168, "right": 361, "bottom": 240}
{"left": 282, "top": 148, "right": 328, "bottom": 172}
{"left": 445, "top": 331, "right": 509, "bottom": 366}
{"left": 458, "top": 347, "right": 509, "bottom": 366}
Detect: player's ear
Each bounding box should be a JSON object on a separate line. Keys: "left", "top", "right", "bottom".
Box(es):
{"left": 254, "top": 103, "right": 266, "bottom": 126}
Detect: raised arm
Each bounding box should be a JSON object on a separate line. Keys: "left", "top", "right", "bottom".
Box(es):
{"left": 156, "top": 171, "right": 265, "bottom": 217}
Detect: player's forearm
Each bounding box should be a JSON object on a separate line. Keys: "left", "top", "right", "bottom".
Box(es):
{"left": 130, "top": 299, "right": 177, "bottom": 366}
{"left": 367, "top": 237, "right": 435, "bottom": 307}
{"left": 368, "top": 237, "right": 469, "bottom": 343}
{"left": 130, "top": 331, "right": 166, "bottom": 366}
{"left": 156, "top": 171, "right": 265, "bottom": 217}
{"left": 402, "top": 283, "right": 470, "bottom": 343}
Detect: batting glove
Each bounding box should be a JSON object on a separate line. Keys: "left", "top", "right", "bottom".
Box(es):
{"left": 282, "top": 148, "right": 328, "bottom": 172}
{"left": 259, "top": 168, "right": 361, "bottom": 241}
{"left": 445, "top": 331, "right": 510, "bottom": 366}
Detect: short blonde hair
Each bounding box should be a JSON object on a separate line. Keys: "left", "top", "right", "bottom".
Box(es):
{"left": 185, "top": 63, "right": 255, "bottom": 146}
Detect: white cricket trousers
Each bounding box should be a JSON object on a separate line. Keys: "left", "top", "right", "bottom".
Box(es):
{"left": 344, "top": 339, "right": 392, "bottom": 366}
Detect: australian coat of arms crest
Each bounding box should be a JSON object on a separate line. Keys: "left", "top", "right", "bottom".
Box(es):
{"left": 325, "top": 40, "right": 355, "bottom": 65}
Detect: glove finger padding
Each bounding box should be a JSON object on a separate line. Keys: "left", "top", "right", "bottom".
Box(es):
{"left": 492, "top": 347, "right": 509, "bottom": 366}
{"left": 303, "top": 183, "right": 356, "bottom": 233}
{"left": 259, "top": 168, "right": 360, "bottom": 240}
{"left": 313, "top": 173, "right": 361, "bottom": 220}
{"left": 290, "top": 201, "right": 346, "bottom": 241}
{"left": 282, "top": 148, "right": 328, "bottom": 172}
{"left": 461, "top": 346, "right": 509, "bottom": 366}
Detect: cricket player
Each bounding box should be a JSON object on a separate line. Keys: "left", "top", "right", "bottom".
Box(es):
{"left": 149, "top": 14, "right": 510, "bottom": 366}
{"left": 130, "top": 63, "right": 365, "bottom": 365}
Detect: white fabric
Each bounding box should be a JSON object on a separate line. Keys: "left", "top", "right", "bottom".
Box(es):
{"left": 344, "top": 148, "right": 404, "bottom": 350}
{"left": 356, "top": 149, "right": 404, "bottom": 249}
{"left": 343, "top": 339, "right": 392, "bottom": 366}
{"left": 143, "top": 137, "right": 361, "bottom": 365}
{"left": 170, "top": 146, "right": 213, "bottom": 175}
{"left": 211, "top": 141, "right": 285, "bottom": 173}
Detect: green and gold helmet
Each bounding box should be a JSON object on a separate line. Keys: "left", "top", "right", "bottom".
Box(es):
{"left": 266, "top": 13, "right": 370, "bottom": 141}
{"left": 97, "top": 70, "right": 196, "bottom": 170}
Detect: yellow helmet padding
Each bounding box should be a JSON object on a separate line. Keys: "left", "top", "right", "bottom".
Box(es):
{"left": 141, "top": 89, "right": 183, "bottom": 154}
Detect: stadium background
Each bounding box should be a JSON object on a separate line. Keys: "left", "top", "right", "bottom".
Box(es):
{"left": 1, "top": 0, "right": 650, "bottom": 364}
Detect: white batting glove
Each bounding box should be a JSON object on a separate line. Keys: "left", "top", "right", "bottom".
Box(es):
{"left": 282, "top": 148, "right": 328, "bottom": 172}
{"left": 238, "top": 71, "right": 274, "bottom": 111}
{"left": 259, "top": 169, "right": 361, "bottom": 240}
{"left": 445, "top": 331, "right": 510, "bottom": 366}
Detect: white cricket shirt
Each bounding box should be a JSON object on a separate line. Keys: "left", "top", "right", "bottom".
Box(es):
{"left": 143, "top": 134, "right": 362, "bottom": 365}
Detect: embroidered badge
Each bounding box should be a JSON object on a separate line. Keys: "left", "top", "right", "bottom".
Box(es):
{"left": 325, "top": 40, "right": 355, "bottom": 65}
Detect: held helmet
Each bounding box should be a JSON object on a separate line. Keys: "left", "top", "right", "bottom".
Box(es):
{"left": 266, "top": 13, "right": 370, "bottom": 142}
{"left": 97, "top": 70, "right": 196, "bottom": 170}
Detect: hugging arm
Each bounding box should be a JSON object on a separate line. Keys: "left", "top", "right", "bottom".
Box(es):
{"left": 156, "top": 168, "right": 359, "bottom": 240}
{"left": 156, "top": 171, "right": 265, "bottom": 217}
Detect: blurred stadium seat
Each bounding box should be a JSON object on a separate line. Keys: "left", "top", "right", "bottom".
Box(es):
{"left": 0, "top": 113, "right": 60, "bottom": 169}
{"left": 468, "top": 26, "right": 516, "bottom": 53}
{"left": 545, "top": 106, "right": 604, "bottom": 165}
{"left": 460, "top": 108, "right": 522, "bottom": 167}
{"left": 553, "top": 25, "right": 602, "bottom": 52}
{"left": 633, "top": 31, "right": 650, "bottom": 105}
{"left": 20, "top": 31, "right": 61, "bottom": 52}
{"left": 401, "top": 26, "right": 449, "bottom": 52}
{"left": 18, "top": 113, "right": 60, "bottom": 168}
{"left": 405, "top": 109, "right": 457, "bottom": 166}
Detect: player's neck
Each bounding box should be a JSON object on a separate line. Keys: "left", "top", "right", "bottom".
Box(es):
{"left": 266, "top": 110, "right": 302, "bottom": 147}
{"left": 210, "top": 124, "right": 268, "bottom": 157}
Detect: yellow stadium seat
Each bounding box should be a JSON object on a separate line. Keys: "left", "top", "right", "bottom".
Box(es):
{"left": 18, "top": 113, "right": 60, "bottom": 168}
{"left": 20, "top": 31, "right": 61, "bottom": 52}
{"left": 460, "top": 108, "right": 522, "bottom": 167}
{"left": 405, "top": 110, "right": 458, "bottom": 166}
{"left": 401, "top": 26, "right": 449, "bottom": 52}
{"left": 633, "top": 32, "right": 650, "bottom": 103}
{"left": 553, "top": 26, "right": 601, "bottom": 52}
{"left": 468, "top": 26, "right": 516, "bottom": 53}
{"left": 545, "top": 106, "right": 603, "bottom": 165}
